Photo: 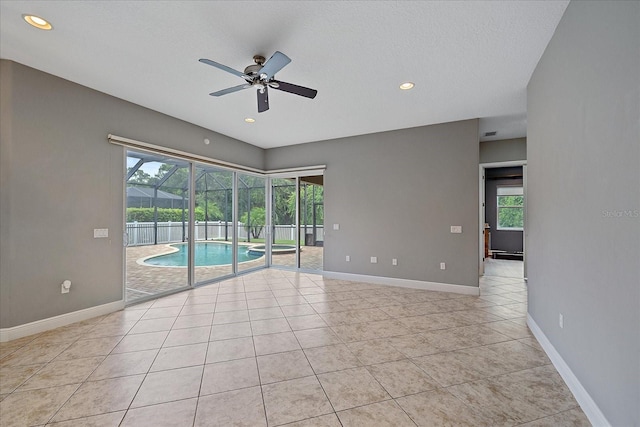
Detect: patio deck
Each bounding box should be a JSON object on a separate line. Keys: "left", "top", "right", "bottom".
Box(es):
{"left": 126, "top": 243, "right": 323, "bottom": 301}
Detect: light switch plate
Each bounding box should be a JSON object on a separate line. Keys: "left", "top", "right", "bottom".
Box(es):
{"left": 94, "top": 228, "right": 109, "bottom": 238}
{"left": 450, "top": 226, "right": 463, "bottom": 234}
{"left": 333, "top": 224, "right": 340, "bottom": 230}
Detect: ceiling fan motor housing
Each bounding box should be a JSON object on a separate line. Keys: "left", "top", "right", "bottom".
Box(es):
{"left": 243, "top": 63, "right": 262, "bottom": 76}
{"left": 244, "top": 55, "right": 267, "bottom": 77}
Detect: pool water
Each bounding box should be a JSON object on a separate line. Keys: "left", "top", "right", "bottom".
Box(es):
{"left": 248, "top": 244, "right": 296, "bottom": 255}
{"left": 143, "top": 242, "right": 263, "bottom": 267}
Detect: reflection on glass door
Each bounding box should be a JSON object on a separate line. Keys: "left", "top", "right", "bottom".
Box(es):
{"left": 237, "top": 173, "right": 267, "bottom": 273}
{"left": 194, "top": 164, "right": 234, "bottom": 284}
{"left": 299, "top": 177, "right": 324, "bottom": 270}
{"left": 125, "top": 151, "right": 190, "bottom": 302}
{"left": 270, "top": 177, "right": 297, "bottom": 268}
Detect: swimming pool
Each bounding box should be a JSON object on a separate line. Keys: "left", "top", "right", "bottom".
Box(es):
{"left": 142, "top": 242, "right": 263, "bottom": 267}
{"left": 248, "top": 244, "right": 297, "bottom": 255}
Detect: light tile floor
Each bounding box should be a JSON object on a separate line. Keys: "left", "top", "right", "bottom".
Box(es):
{"left": 0, "top": 263, "right": 591, "bottom": 426}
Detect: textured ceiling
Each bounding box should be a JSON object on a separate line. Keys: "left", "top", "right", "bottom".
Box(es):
{"left": 0, "top": 1, "right": 568, "bottom": 149}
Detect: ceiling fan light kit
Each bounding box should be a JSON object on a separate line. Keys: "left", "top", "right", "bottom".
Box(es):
{"left": 199, "top": 51, "right": 317, "bottom": 113}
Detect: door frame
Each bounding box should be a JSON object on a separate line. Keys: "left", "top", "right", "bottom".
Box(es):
{"left": 479, "top": 160, "right": 527, "bottom": 277}
{"left": 267, "top": 170, "right": 325, "bottom": 271}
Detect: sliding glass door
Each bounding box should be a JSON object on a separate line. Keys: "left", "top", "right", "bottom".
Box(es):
{"left": 124, "top": 148, "right": 324, "bottom": 303}
{"left": 299, "top": 177, "right": 324, "bottom": 270}
{"left": 269, "top": 175, "right": 324, "bottom": 271}
{"left": 125, "top": 151, "right": 191, "bottom": 302}
{"left": 237, "top": 173, "right": 267, "bottom": 273}
{"left": 270, "top": 177, "right": 298, "bottom": 268}
{"left": 194, "top": 164, "right": 235, "bottom": 284}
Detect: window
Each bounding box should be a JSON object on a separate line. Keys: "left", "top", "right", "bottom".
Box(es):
{"left": 497, "top": 186, "right": 524, "bottom": 231}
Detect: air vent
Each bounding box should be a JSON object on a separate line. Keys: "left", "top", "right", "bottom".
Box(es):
{"left": 484, "top": 131, "right": 497, "bottom": 137}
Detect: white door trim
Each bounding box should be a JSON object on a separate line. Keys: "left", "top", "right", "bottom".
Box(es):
{"left": 479, "top": 160, "right": 527, "bottom": 277}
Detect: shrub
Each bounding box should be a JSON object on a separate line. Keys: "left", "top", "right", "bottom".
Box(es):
{"left": 126, "top": 207, "right": 209, "bottom": 222}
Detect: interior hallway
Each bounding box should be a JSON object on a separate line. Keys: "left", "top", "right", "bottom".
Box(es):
{"left": 484, "top": 258, "right": 524, "bottom": 279}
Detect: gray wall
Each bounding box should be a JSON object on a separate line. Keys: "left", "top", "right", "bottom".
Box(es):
{"left": 0, "top": 60, "right": 263, "bottom": 328}
{"left": 485, "top": 167, "right": 523, "bottom": 253}
{"left": 266, "top": 121, "right": 480, "bottom": 287}
{"left": 527, "top": 2, "right": 639, "bottom": 425}
{"left": 479, "top": 137, "right": 526, "bottom": 164}
{"left": 1, "top": 60, "right": 481, "bottom": 330}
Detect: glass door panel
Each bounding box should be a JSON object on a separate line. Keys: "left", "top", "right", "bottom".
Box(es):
{"left": 125, "top": 150, "right": 190, "bottom": 302}
{"left": 299, "top": 178, "right": 324, "bottom": 271}
{"left": 194, "top": 164, "right": 234, "bottom": 284}
{"left": 237, "top": 173, "right": 267, "bottom": 272}
{"left": 270, "top": 177, "right": 297, "bottom": 268}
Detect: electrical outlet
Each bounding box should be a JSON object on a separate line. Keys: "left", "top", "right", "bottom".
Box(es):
{"left": 345, "top": 255, "right": 350, "bottom": 262}
{"left": 559, "top": 313, "right": 564, "bottom": 328}
{"left": 370, "top": 257, "right": 377, "bottom": 264}
{"left": 440, "top": 262, "right": 446, "bottom": 270}
{"left": 333, "top": 224, "right": 340, "bottom": 230}
{"left": 450, "top": 226, "right": 463, "bottom": 234}
{"left": 392, "top": 258, "right": 398, "bottom": 266}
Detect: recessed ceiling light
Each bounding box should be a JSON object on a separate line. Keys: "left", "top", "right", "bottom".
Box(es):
{"left": 23, "top": 14, "right": 53, "bottom": 30}
{"left": 399, "top": 82, "right": 415, "bottom": 90}
{"left": 244, "top": 118, "right": 255, "bottom": 123}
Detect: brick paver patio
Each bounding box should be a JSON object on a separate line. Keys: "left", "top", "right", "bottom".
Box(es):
{"left": 126, "top": 243, "right": 323, "bottom": 301}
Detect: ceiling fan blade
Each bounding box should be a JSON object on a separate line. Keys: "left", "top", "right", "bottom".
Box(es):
{"left": 271, "top": 80, "right": 318, "bottom": 99}
{"left": 258, "top": 51, "right": 291, "bottom": 80}
{"left": 199, "top": 58, "right": 246, "bottom": 78}
{"left": 210, "top": 84, "right": 251, "bottom": 97}
{"left": 257, "top": 87, "right": 269, "bottom": 113}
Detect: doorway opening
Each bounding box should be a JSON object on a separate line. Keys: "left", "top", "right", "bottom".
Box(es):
{"left": 480, "top": 161, "right": 526, "bottom": 279}
{"left": 270, "top": 175, "right": 324, "bottom": 272}
{"left": 299, "top": 176, "right": 324, "bottom": 271}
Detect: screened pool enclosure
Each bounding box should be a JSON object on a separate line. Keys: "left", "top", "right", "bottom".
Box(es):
{"left": 125, "top": 150, "right": 324, "bottom": 302}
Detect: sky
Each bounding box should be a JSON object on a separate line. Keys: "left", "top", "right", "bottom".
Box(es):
{"left": 127, "top": 157, "right": 162, "bottom": 176}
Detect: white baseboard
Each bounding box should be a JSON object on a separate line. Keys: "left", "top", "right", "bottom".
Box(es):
{"left": 0, "top": 300, "right": 125, "bottom": 343}
{"left": 322, "top": 271, "right": 480, "bottom": 295}
{"left": 527, "top": 314, "right": 610, "bottom": 427}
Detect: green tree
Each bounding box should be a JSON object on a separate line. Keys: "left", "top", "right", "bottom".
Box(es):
{"left": 155, "top": 164, "right": 189, "bottom": 195}
{"left": 126, "top": 207, "right": 208, "bottom": 222}
{"left": 498, "top": 195, "right": 524, "bottom": 229}
{"left": 127, "top": 169, "right": 152, "bottom": 184}
{"left": 240, "top": 207, "right": 266, "bottom": 239}
{"left": 195, "top": 193, "right": 223, "bottom": 220}
{"left": 272, "top": 180, "right": 296, "bottom": 225}
{"left": 197, "top": 169, "right": 233, "bottom": 222}
{"left": 288, "top": 184, "right": 324, "bottom": 225}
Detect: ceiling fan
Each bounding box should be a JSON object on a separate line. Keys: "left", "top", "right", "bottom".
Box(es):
{"left": 199, "top": 51, "right": 317, "bottom": 113}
